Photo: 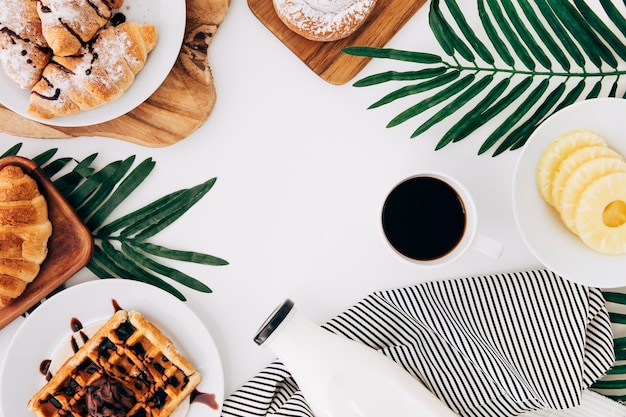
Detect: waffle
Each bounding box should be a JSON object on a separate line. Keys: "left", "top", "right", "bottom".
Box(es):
{"left": 28, "top": 309, "right": 202, "bottom": 417}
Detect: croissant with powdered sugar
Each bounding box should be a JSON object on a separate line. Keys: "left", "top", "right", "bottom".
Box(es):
{"left": 28, "top": 21, "right": 157, "bottom": 119}
{"left": 36, "top": 0, "right": 125, "bottom": 57}
{"left": 0, "top": 0, "right": 51, "bottom": 88}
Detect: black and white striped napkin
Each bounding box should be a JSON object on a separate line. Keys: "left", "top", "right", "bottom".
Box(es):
{"left": 221, "top": 269, "right": 615, "bottom": 417}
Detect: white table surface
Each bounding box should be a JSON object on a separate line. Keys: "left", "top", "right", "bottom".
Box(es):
{"left": 0, "top": 0, "right": 547, "bottom": 402}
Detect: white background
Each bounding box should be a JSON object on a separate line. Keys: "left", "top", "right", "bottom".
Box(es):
{"left": 0, "top": 0, "right": 557, "bottom": 398}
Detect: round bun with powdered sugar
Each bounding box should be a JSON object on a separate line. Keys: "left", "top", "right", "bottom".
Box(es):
{"left": 273, "top": 0, "right": 377, "bottom": 42}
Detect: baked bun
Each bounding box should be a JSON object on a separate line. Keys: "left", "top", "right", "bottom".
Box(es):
{"left": 0, "top": 165, "right": 52, "bottom": 309}
{"left": 273, "top": 0, "right": 377, "bottom": 42}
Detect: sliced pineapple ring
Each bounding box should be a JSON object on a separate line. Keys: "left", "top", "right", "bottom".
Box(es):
{"left": 550, "top": 146, "right": 623, "bottom": 212}
{"left": 559, "top": 157, "right": 626, "bottom": 234}
{"left": 536, "top": 129, "right": 607, "bottom": 205}
{"left": 575, "top": 172, "right": 626, "bottom": 255}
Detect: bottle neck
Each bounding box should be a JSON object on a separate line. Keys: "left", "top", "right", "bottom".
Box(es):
{"left": 254, "top": 299, "right": 334, "bottom": 370}
{"left": 254, "top": 299, "right": 296, "bottom": 346}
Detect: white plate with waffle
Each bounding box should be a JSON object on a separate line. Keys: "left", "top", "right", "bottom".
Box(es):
{"left": 513, "top": 97, "right": 626, "bottom": 288}
{"left": 0, "top": 0, "right": 185, "bottom": 127}
{"left": 0, "top": 279, "right": 224, "bottom": 417}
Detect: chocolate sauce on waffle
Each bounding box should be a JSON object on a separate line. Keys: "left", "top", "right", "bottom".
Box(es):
{"left": 191, "top": 389, "right": 219, "bottom": 410}
{"left": 32, "top": 304, "right": 208, "bottom": 416}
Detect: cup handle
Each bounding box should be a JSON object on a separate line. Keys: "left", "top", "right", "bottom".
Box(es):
{"left": 471, "top": 233, "right": 503, "bottom": 259}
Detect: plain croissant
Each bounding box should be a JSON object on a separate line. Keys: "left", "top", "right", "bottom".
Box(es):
{"left": 37, "top": 0, "right": 125, "bottom": 56}
{"left": 0, "top": 0, "right": 52, "bottom": 88}
{"left": 0, "top": 165, "right": 52, "bottom": 309}
{"left": 28, "top": 22, "right": 157, "bottom": 120}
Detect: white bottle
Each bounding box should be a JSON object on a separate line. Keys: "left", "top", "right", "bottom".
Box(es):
{"left": 254, "top": 299, "right": 458, "bottom": 417}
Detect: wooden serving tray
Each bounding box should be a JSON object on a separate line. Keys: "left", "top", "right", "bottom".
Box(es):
{"left": 248, "top": 0, "right": 428, "bottom": 85}
{"left": 0, "top": 0, "right": 230, "bottom": 147}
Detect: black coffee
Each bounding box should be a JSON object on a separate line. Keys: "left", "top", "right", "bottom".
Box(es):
{"left": 382, "top": 176, "right": 466, "bottom": 261}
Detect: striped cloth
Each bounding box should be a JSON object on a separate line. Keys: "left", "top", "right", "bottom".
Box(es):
{"left": 221, "top": 269, "right": 616, "bottom": 417}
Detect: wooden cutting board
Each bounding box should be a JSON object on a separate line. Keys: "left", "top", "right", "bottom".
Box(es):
{"left": 0, "top": 0, "right": 230, "bottom": 147}
{"left": 248, "top": 0, "right": 428, "bottom": 85}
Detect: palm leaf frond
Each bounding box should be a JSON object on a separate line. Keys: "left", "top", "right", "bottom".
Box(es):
{"left": 437, "top": 76, "right": 512, "bottom": 149}
{"left": 343, "top": 0, "right": 626, "bottom": 155}
{"left": 445, "top": 0, "right": 494, "bottom": 64}
{"left": 592, "top": 289, "right": 626, "bottom": 401}
{"left": 387, "top": 73, "right": 475, "bottom": 127}
{"left": 85, "top": 157, "right": 155, "bottom": 230}
{"left": 366, "top": 70, "right": 460, "bottom": 109}
{"left": 1, "top": 143, "right": 22, "bottom": 157}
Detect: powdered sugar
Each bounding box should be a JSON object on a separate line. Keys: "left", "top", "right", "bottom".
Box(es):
{"left": 0, "top": 0, "right": 47, "bottom": 46}
{"left": 305, "top": 0, "right": 354, "bottom": 14}
{"left": 274, "top": 0, "right": 377, "bottom": 41}
{"left": 94, "top": 31, "right": 133, "bottom": 84}
{"left": 0, "top": 42, "right": 38, "bottom": 88}
{"left": 0, "top": 0, "right": 50, "bottom": 89}
{"left": 39, "top": 0, "right": 109, "bottom": 43}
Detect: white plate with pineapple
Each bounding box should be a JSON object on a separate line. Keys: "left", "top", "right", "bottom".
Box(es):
{"left": 513, "top": 97, "right": 626, "bottom": 288}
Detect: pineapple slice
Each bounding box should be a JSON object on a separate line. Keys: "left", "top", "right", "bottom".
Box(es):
{"left": 536, "top": 129, "right": 607, "bottom": 205}
{"left": 575, "top": 172, "right": 626, "bottom": 255}
{"left": 550, "top": 145, "right": 623, "bottom": 212}
{"left": 559, "top": 157, "right": 626, "bottom": 234}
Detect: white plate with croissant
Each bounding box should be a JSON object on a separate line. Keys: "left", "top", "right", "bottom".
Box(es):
{"left": 0, "top": 0, "right": 186, "bottom": 127}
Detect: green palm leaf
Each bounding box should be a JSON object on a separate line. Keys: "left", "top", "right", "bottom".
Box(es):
{"left": 97, "top": 189, "right": 187, "bottom": 236}
{"left": 485, "top": 0, "right": 536, "bottom": 69}
{"left": 387, "top": 73, "right": 475, "bottom": 127}
{"left": 4, "top": 145, "right": 227, "bottom": 301}
{"left": 517, "top": 0, "right": 569, "bottom": 70}
{"left": 131, "top": 241, "right": 228, "bottom": 266}
{"left": 32, "top": 148, "right": 58, "bottom": 166}
{"left": 535, "top": 0, "right": 586, "bottom": 67}
{"left": 411, "top": 73, "right": 494, "bottom": 138}
{"left": 1, "top": 143, "right": 22, "bottom": 157}
{"left": 477, "top": 0, "right": 514, "bottom": 66}
{"left": 368, "top": 70, "right": 460, "bottom": 109}
{"left": 497, "top": 81, "right": 567, "bottom": 153}
{"left": 69, "top": 160, "right": 124, "bottom": 210}
{"left": 343, "top": 0, "right": 626, "bottom": 155}
{"left": 123, "top": 242, "right": 213, "bottom": 293}
{"left": 353, "top": 67, "right": 447, "bottom": 87}
{"left": 53, "top": 153, "right": 97, "bottom": 196}
{"left": 437, "top": 76, "right": 512, "bottom": 149}
{"left": 430, "top": 0, "right": 475, "bottom": 61}
{"left": 592, "top": 289, "right": 626, "bottom": 401}
{"left": 444, "top": 0, "right": 494, "bottom": 64}
{"left": 85, "top": 157, "right": 155, "bottom": 230}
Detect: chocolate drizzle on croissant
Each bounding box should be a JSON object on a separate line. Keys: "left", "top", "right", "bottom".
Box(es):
{"left": 0, "top": 0, "right": 52, "bottom": 88}
{"left": 36, "top": 0, "right": 125, "bottom": 56}
{"left": 28, "top": 21, "right": 157, "bottom": 119}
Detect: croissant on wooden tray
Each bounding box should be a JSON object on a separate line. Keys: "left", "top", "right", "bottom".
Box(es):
{"left": 37, "top": 0, "right": 125, "bottom": 56}
{"left": 28, "top": 21, "right": 157, "bottom": 120}
{"left": 0, "top": 0, "right": 52, "bottom": 88}
{"left": 0, "top": 165, "right": 52, "bottom": 309}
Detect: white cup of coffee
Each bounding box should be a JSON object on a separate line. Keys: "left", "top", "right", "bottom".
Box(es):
{"left": 380, "top": 171, "right": 502, "bottom": 267}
